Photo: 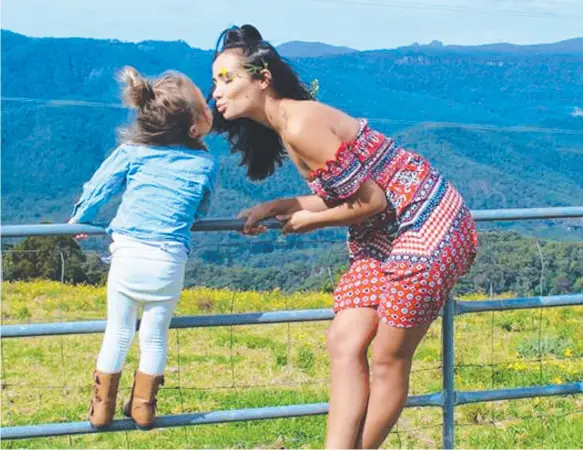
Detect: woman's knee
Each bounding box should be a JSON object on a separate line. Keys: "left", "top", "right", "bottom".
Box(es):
{"left": 369, "top": 337, "right": 419, "bottom": 381}
{"left": 370, "top": 351, "right": 412, "bottom": 380}
{"left": 326, "top": 310, "right": 377, "bottom": 360}
{"left": 370, "top": 321, "right": 431, "bottom": 377}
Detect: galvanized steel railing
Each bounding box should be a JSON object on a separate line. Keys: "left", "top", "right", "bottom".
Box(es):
{"left": 1, "top": 206, "right": 582, "bottom": 448}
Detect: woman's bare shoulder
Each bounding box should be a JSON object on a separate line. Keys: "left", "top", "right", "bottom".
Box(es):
{"left": 282, "top": 100, "right": 360, "bottom": 142}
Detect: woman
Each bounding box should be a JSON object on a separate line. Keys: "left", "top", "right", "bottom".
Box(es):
{"left": 210, "top": 25, "right": 478, "bottom": 449}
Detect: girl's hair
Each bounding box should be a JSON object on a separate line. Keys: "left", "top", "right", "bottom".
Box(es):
{"left": 118, "top": 66, "right": 206, "bottom": 150}
{"left": 210, "top": 25, "right": 313, "bottom": 180}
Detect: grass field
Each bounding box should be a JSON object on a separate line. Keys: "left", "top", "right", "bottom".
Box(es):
{"left": 1, "top": 281, "right": 582, "bottom": 448}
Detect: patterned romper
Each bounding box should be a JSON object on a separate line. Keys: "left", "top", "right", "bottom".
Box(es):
{"left": 308, "top": 119, "right": 478, "bottom": 328}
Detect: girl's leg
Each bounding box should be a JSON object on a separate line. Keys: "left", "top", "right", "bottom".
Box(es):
{"left": 96, "top": 285, "right": 139, "bottom": 373}
{"left": 325, "top": 308, "right": 379, "bottom": 449}
{"left": 123, "top": 297, "right": 179, "bottom": 429}
{"left": 90, "top": 275, "right": 139, "bottom": 427}
{"left": 137, "top": 297, "right": 180, "bottom": 375}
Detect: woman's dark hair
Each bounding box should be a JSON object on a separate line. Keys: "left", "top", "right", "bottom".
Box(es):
{"left": 210, "top": 25, "right": 313, "bottom": 180}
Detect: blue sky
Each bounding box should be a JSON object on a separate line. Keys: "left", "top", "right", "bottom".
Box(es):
{"left": 2, "top": 0, "right": 582, "bottom": 50}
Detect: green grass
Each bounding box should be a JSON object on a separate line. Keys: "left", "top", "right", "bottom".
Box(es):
{"left": 1, "top": 281, "right": 582, "bottom": 448}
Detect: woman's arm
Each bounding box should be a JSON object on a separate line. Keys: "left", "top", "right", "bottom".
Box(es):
{"left": 238, "top": 195, "right": 334, "bottom": 234}
{"left": 277, "top": 180, "right": 387, "bottom": 233}
{"left": 276, "top": 115, "right": 387, "bottom": 233}
{"left": 240, "top": 112, "right": 385, "bottom": 235}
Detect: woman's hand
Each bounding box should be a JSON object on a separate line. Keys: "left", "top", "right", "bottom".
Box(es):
{"left": 237, "top": 204, "right": 272, "bottom": 235}
{"left": 276, "top": 210, "right": 319, "bottom": 234}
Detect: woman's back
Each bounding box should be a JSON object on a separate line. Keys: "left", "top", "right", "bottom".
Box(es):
{"left": 283, "top": 100, "right": 359, "bottom": 142}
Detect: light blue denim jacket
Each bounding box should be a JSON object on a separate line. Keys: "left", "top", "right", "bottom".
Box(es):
{"left": 71, "top": 143, "right": 218, "bottom": 253}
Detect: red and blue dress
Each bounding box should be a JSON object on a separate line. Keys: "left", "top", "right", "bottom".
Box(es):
{"left": 308, "top": 119, "right": 478, "bottom": 328}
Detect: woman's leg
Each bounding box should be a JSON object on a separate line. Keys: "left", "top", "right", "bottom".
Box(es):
{"left": 325, "top": 307, "right": 379, "bottom": 449}
{"left": 356, "top": 321, "right": 432, "bottom": 449}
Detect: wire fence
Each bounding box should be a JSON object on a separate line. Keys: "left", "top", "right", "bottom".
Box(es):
{"left": 1, "top": 212, "right": 583, "bottom": 448}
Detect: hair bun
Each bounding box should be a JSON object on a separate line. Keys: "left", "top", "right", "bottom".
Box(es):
{"left": 118, "top": 66, "right": 154, "bottom": 109}
{"left": 240, "top": 24, "right": 262, "bottom": 41}
{"left": 224, "top": 24, "right": 263, "bottom": 47}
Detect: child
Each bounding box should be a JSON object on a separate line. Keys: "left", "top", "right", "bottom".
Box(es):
{"left": 69, "top": 66, "right": 217, "bottom": 429}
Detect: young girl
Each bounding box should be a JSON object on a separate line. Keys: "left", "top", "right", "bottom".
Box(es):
{"left": 69, "top": 66, "right": 216, "bottom": 429}
{"left": 210, "top": 25, "right": 478, "bottom": 448}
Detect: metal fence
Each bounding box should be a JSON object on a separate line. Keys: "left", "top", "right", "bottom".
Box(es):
{"left": 1, "top": 206, "right": 582, "bottom": 448}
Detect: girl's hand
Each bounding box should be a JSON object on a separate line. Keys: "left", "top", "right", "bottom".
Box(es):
{"left": 68, "top": 218, "right": 88, "bottom": 240}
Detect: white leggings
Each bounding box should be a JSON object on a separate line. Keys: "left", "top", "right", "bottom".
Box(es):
{"left": 96, "top": 234, "right": 186, "bottom": 376}
{"left": 96, "top": 292, "right": 179, "bottom": 375}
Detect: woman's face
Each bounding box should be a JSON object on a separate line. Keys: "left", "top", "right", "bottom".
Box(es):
{"left": 211, "top": 49, "right": 266, "bottom": 121}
